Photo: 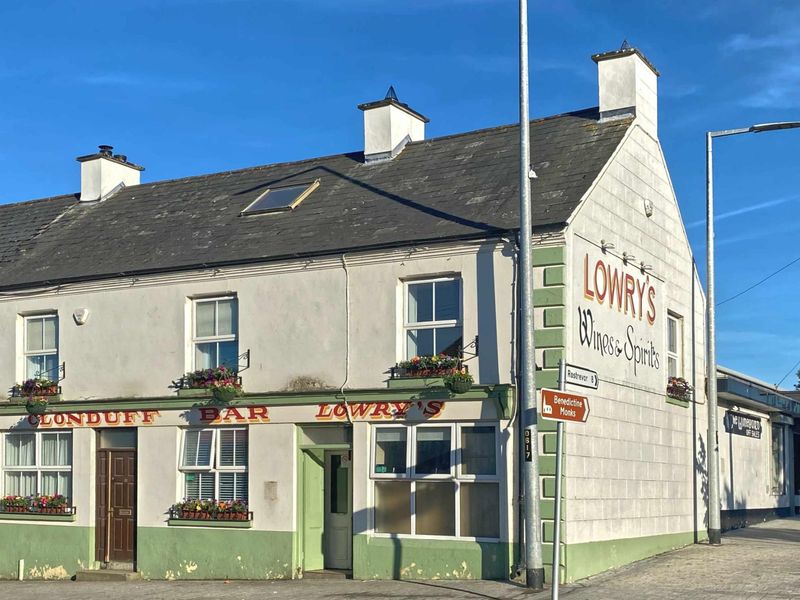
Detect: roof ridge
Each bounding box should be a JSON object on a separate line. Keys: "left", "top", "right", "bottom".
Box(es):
{"left": 0, "top": 107, "right": 606, "bottom": 209}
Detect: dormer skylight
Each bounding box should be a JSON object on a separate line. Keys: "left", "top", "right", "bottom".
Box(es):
{"left": 241, "top": 180, "right": 320, "bottom": 215}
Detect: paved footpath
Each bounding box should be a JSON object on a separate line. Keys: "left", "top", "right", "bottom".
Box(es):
{"left": 3, "top": 518, "right": 800, "bottom": 599}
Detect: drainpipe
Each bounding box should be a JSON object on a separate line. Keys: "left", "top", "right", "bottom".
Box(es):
{"left": 339, "top": 253, "right": 353, "bottom": 425}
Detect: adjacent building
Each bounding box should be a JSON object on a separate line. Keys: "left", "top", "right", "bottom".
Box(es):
{"left": 0, "top": 45, "right": 795, "bottom": 583}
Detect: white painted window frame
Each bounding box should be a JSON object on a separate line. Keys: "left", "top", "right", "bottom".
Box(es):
{"left": 403, "top": 276, "right": 463, "bottom": 359}
{"left": 22, "top": 313, "right": 59, "bottom": 380}
{"left": 667, "top": 312, "right": 683, "bottom": 379}
{"left": 369, "top": 422, "right": 501, "bottom": 541}
{"left": 1, "top": 431, "right": 73, "bottom": 498}
{"left": 179, "top": 427, "right": 248, "bottom": 500}
{"left": 769, "top": 423, "right": 785, "bottom": 496}
{"left": 191, "top": 296, "right": 238, "bottom": 371}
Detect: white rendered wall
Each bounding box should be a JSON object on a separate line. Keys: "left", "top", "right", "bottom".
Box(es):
{"left": 718, "top": 406, "right": 790, "bottom": 511}
{"left": 564, "top": 123, "right": 707, "bottom": 545}
{"left": 0, "top": 242, "right": 515, "bottom": 399}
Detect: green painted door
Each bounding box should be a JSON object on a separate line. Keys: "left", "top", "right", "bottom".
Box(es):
{"left": 302, "top": 450, "right": 325, "bottom": 571}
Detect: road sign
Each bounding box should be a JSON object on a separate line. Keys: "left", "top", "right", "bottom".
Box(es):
{"left": 564, "top": 363, "right": 598, "bottom": 390}
{"left": 540, "top": 388, "right": 590, "bottom": 423}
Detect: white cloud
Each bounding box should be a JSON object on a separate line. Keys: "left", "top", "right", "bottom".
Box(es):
{"left": 76, "top": 73, "right": 208, "bottom": 92}
{"left": 686, "top": 194, "right": 800, "bottom": 229}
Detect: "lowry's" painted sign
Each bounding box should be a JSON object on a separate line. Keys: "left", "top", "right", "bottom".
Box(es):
{"left": 315, "top": 400, "right": 444, "bottom": 421}
{"left": 572, "top": 236, "right": 664, "bottom": 389}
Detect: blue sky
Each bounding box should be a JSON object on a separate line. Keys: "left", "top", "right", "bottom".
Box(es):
{"left": 1, "top": 0, "right": 798, "bottom": 386}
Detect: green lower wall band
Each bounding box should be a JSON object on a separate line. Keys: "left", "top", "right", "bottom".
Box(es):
{"left": 353, "top": 534, "right": 514, "bottom": 580}
{"left": 0, "top": 523, "right": 93, "bottom": 579}
{"left": 137, "top": 527, "right": 295, "bottom": 580}
{"left": 0, "top": 523, "right": 707, "bottom": 584}
{"left": 563, "top": 530, "right": 703, "bottom": 583}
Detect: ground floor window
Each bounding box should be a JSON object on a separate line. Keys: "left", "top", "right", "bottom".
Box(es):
{"left": 372, "top": 423, "right": 500, "bottom": 539}
{"left": 2, "top": 431, "right": 72, "bottom": 498}
{"left": 771, "top": 423, "right": 785, "bottom": 495}
{"left": 180, "top": 428, "right": 248, "bottom": 501}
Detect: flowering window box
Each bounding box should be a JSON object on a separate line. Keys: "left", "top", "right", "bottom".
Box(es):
{"left": 173, "top": 367, "right": 242, "bottom": 403}
{"left": 168, "top": 500, "right": 252, "bottom": 527}
{"left": 666, "top": 377, "right": 692, "bottom": 407}
{"left": 388, "top": 355, "right": 466, "bottom": 390}
{"left": 0, "top": 495, "right": 76, "bottom": 520}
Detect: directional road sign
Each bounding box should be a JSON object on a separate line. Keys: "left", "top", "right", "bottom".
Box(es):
{"left": 564, "top": 363, "right": 598, "bottom": 390}
{"left": 540, "top": 388, "right": 590, "bottom": 423}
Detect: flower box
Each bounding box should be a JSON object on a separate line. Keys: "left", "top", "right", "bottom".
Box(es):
{"left": 667, "top": 377, "right": 693, "bottom": 403}
{"left": 12, "top": 378, "right": 60, "bottom": 398}
{"left": 173, "top": 367, "right": 242, "bottom": 402}
{"left": 38, "top": 506, "right": 68, "bottom": 515}
{"left": 171, "top": 499, "right": 250, "bottom": 523}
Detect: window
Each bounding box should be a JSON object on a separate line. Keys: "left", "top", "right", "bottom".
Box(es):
{"left": 24, "top": 314, "right": 59, "bottom": 380}
{"left": 3, "top": 432, "right": 72, "bottom": 498}
{"left": 667, "top": 313, "right": 683, "bottom": 379}
{"left": 771, "top": 423, "right": 785, "bottom": 495}
{"left": 193, "top": 297, "right": 238, "bottom": 370}
{"left": 241, "top": 180, "right": 320, "bottom": 215}
{"left": 371, "top": 423, "right": 499, "bottom": 539}
{"left": 404, "top": 277, "right": 462, "bottom": 359}
{"left": 180, "top": 428, "right": 248, "bottom": 501}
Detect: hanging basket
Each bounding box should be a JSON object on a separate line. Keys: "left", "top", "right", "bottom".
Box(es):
{"left": 446, "top": 379, "right": 473, "bottom": 395}
{"left": 212, "top": 387, "right": 237, "bottom": 404}
{"left": 25, "top": 399, "right": 48, "bottom": 415}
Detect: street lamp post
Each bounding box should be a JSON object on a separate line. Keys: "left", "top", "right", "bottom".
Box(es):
{"left": 518, "top": 0, "right": 545, "bottom": 589}
{"left": 705, "top": 121, "right": 800, "bottom": 545}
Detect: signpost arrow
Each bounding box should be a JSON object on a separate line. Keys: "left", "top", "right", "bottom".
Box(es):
{"left": 564, "top": 363, "right": 598, "bottom": 390}
{"left": 540, "top": 388, "right": 590, "bottom": 423}
{"left": 548, "top": 362, "right": 591, "bottom": 600}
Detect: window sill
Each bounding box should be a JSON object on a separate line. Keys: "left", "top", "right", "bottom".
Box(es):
{"left": 167, "top": 518, "right": 252, "bottom": 529}
{"left": 369, "top": 532, "right": 500, "bottom": 543}
{"left": 0, "top": 511, "right": 76, "bottom": 522}
{"left": 666, "top": 396, "right": 690, "bottom": 408}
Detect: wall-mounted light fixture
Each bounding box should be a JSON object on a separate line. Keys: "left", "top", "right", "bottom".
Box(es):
{"left": 600, "top": 239, "right": 616, "bottom": 252}
{"left": 622, "top": 252, "right": 636, "bottom": 265}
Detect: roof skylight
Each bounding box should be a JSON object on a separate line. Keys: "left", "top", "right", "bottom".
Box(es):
{"left": 241, "top": 180, "right": 320, "bottom": 215}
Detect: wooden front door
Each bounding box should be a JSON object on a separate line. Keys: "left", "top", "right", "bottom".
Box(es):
{"left": 96, "top": 450, "right": 136, "bottom": 563}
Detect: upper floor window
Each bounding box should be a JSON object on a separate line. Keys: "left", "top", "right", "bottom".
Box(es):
{"left": 404, "top": 277, "right": 462, "bottom": 359}
{"left": 180, "top": 428, "right": 248, "bottom": 501}
{"left": 667, "top": 313, "right": 683, "bottom": 379}
{"left": 3, "top": 431, "right": 72, "bottom": 498}
{"left": 193, "top": 297, "right": 238, "bottom": 370}
{"left": 24, "top": 314, "right": 59, "bottom": 380}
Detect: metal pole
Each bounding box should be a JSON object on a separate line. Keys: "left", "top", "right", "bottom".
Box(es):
{"left": 551, "top": 361, "right": 566, "bottom": 599}
{"left": 519, "top": 0, "right": 544, "bottom": 589}
{"left": 705, "top": 131, "right": 722, "bottom": 545}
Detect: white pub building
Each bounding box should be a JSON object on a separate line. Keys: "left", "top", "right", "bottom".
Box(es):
{"left": 0, "top": 45, "right": 795, "bottom": 582}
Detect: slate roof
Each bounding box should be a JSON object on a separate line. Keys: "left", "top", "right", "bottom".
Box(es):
{"left": 0, "top": 108, "right": 631, "bottom": 291}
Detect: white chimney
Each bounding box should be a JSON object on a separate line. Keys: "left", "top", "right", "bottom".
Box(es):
{"left": 357, "top": 87, "right": 429, "bottom": 163}
{"left": 76, "top": 145, "right": 144, "bottom": 202}
{"left": 592, "top": 43, "right": 660, "bottom": 137}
